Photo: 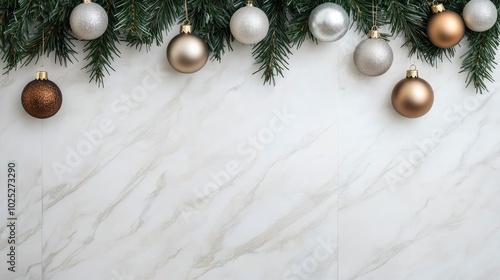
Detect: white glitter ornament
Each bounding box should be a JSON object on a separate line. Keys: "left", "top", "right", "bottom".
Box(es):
{"left": 230, "top": 1, "right": 269, "bottom": 45}
{"left": 70, "top": 0, "right": 109, "bottom": 40}
{"left": 353, "top": 29, "right": 393, "bottom": 77}
{"left": 463, "top": 0, "right": 498, "bottom": 32}
{"left": 309, "top": 3, "right": 349, "bottom": 42}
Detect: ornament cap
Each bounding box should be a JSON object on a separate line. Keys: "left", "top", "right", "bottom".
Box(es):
{"left": 36, "top": 71, "right": 49, "bottom": 80}
{"left": 83, "top": 0, "right": 92, "bottom": 3}
{"left": 431, "top": 3, "right": 445, "bottom": 13}
{"left": 181, "top": 23, "right": 193, "bottom": 34}
{"left": 368, "top": 29, "right": 380, "bottom": 39}
{"left": 406, "top": 69, "right": 419, "bottom": 78}
{"left": 246, "top": 0, "right": 253, "bottom": 6}
{"left": 180, "top": 24, "right": 193, "bottom": 34}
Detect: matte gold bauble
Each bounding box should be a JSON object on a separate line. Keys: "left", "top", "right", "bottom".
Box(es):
{"left": 21, "top": 71, "right": 63, "bottom": 119}
{"left": 166, "top": 24, "right": 209, "bottom": 73}
{"left": 392, "top": 68, "right": 434, "bottom": 118}
{"left": 427, "top": 3, "right": 465, "bottom": 48}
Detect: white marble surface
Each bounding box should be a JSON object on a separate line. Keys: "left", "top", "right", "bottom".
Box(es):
{"left": 0, "top": 23, "right": 499, "bottom": 280}
{"left": 338, "top": 34, "right": 500, "bottom": 280}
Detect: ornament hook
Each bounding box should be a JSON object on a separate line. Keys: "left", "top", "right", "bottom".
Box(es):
{"left": 38, "top": 29, "right": 46, "bottom": 73}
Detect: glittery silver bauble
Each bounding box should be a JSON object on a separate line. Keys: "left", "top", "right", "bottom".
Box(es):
{"left": 230, "top": 4, "right": 269, "bottom": 45}
{"left": 309, "top": 3, "right": 349, "bottom": 42}
{"left": 463, "top": 0, "right": 498, "bottom": 32}
{"left": 353, "top": 30, "right": 394, "bottom": 77}
{"left": 70, "top": 1, "right": 108, "bottom": 40}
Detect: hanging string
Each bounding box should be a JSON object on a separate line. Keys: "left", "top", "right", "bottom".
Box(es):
{"left": 372, "top": 0, "right": 377, "bottom": 29}
{"left": 184, "top": 0, "right": 189, "bottom": 23}
{"left": 41, "top": 30, "right": 45, "bottom": 69}
{"left": 409, "top": 50, "right": 416, "bottom": 68}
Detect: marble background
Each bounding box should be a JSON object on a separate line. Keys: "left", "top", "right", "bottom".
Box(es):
{"left": 1, "top": 22, "right": 499, "bottom": 280}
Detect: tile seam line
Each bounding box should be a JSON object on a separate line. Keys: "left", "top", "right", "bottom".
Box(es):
{"left": 41, "top": 119, "right": 44, "bottom": 280}
{"left": 336, "top": 42, "right": 340, "bottom": 280}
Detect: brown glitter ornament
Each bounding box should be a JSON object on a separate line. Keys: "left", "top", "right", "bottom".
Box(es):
{"left": 21, "top": 71, "right": 63, "bottom": 119}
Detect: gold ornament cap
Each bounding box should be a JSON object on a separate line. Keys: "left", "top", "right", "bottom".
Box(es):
{"left": 406, "top": 68, "right": 419, "bottom": 78}
{"left": 431, "top": 3, "right": 445, "bottom": 13}
{"left": 406, "top": 69, "right": 418, "bottom": 78}
{"left": 36, "top": 71, "right": 49, "bottom": 80}
{"left": 368, "top": 29, "right": 380, "bottom": 39}
{"left": 406, "top": 64, "right": 419, "bottom": 78}
{"left": 246, "top": 0, "right": 253, "bottom": 6}
{"left": 83, "top": 0, "right": 92, "bottom": 3}
{"left": 180, "top": 24, "right": 193, "bottom": 34}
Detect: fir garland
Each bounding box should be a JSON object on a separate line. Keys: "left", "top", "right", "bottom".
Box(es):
{"left": 0, "top": 0, "right": 499, "bottom": 92}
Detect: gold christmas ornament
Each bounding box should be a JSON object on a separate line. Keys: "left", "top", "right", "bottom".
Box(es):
{"left": 166, "top": 24, "right": 209, "bottom": 73}
{"left": 427, "top": 3, "right": 465, "bottom": 48}
{"left": 392, "top": 66, "right": 434, "bottom": 118}
{"left": 166, "top": 0, "right": 208, "bottom": 73}
{"left": 22, "top": 71, "right": 63, "bottom": 119}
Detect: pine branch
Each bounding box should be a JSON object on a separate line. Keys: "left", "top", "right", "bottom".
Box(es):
{"left": 82, "top": 0, "right": 121, "bottom": 87}
{"left": 23, "top": 1, "right": 77, "bottom": 67}
{"left": 460, "top": 2, "right": 500, "bottom": 94}
{"left": 288, "top": 0, "right": 321, "bottom": 48}
{"left": 115, "top": 0, "right": 151, "bottom": 49}
{"left": 340, "top": 0, "right": 387, "bottom": 35}
{"left": 188, "top": 0, "right": 235, "bottom": 61}
{"left": 0, "top": 2, "right": 14, "bottom": 50}
{"left": 253, "top": 0, "right": 292, "bottom": 85}
{"left": 0, "top": 4, "right": 12, "bottom": 61}
{"left": 0, "top": 0, "right": 498, "bottom": 91}
{"left": 145, "top": 0, "right": 182, "bottom": 47}
{"left": 1, "top": 0, "right": 40, "bottom": 72}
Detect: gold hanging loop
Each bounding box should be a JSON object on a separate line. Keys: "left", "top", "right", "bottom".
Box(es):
{"left": 184, "top": 0, "right": 189, "bottom": 23}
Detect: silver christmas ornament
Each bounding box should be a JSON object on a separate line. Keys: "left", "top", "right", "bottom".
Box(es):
{"left": 353, "top": 29, "right": 394, "bottom": 77}
{"left": 463, "top": 0, "right": 498, "bottom": 32}
{"left": 70, "top": 0, "right": 109, "bottom": 40}
{"left": 230, "top": 1, "right": 269, "bottom": 45}
{"left": 309, "top": 3, "right": 349, "bottom": 42}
